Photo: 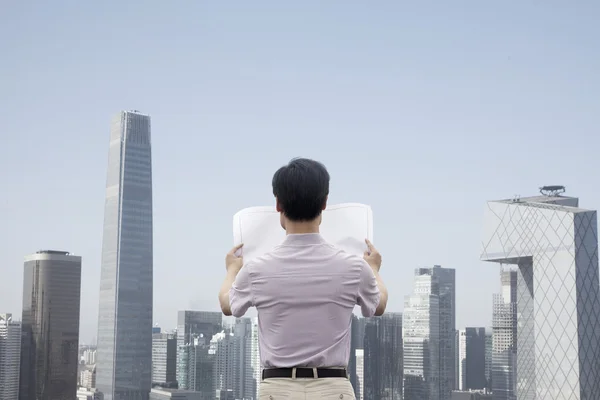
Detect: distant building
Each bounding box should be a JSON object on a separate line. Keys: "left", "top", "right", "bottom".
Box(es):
{"left": 77, "top": 387, "right": 100, "bottom": 400}
{"left": 176, "top": 310, "right": 222, "bottom": 389}
{"left": 79, "top": 365, "right": 97, "bottom": 389}
{"left": 150, "top": 387, "right": 203, "bottom": 400}
{"left": 403, "top": 266, "right": 455, "bottom": 400}
{"left": 152, "top": 332, "right": 177, "bottom": 387}
{"left": 348, "top": 315, "right": 366, "bottom": 399}
{"left": 96, "top": 110, "right": 154, "bottom": 400}
{"left": 491, "top": 270, "right": 517, "bottom": 400}
{"left": 451, "top": 390, "right": 492, "bottom": 400}
{"left": 355, "top": 348, "right": 365, "bottom": 400}
{"left": 484, "top": 332, "right": 492, "bottom": 391}
{"left": 19, "top": 250, "right": 81, "bottom": 400}
{"left": 457, "top": 328, "right": 486, "bottom": 391}
{"left": 0, "top": 313, "right": 21, "bottom": 400}
{"left": 364, "top": 313, "right": 402, "bottom": 400}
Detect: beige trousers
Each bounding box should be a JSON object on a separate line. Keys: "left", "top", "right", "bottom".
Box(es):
{"left": 259, "top": 377, "right": 355, "bottom": 400}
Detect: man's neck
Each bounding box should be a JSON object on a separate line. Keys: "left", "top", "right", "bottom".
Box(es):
{"left": 285, "top": 221, "right": 320, "bottom": 235}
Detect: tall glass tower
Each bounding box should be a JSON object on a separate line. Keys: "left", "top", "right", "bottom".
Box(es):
{"left": 96, "top": 110, "right": 153, "bottom": 400}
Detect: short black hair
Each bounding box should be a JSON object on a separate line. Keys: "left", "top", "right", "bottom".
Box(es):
{"left": 272, "top": 158, "right": 330, "bottom": 221}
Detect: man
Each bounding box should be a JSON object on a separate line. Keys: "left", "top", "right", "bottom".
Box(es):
{"left": 219, "top": 158, "right": 388, "bottom": 400}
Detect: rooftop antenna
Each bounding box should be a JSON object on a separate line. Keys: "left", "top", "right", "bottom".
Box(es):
{"left": 539, "top": 185, "right": 566, "bottom": 197}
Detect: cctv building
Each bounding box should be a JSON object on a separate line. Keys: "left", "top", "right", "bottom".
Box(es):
{"left": 481, "top": 187, "right": 600, "bottom": 400}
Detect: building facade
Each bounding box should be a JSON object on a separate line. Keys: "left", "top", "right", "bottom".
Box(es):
{"left": 19, "top": 250, "right": 82, "bottom": 400}
{"left": 457, "top": 328, "right": 486, "bottom": 391}
{"left": 363, "top": 313, "right": 403, "bottom": 400}
{"left": 152, "top": 332, "right": 177, "bottom": 387}
{"left": 491, "top": 270, "right": 517, "bottom": 400}
{"left": 96, "top": 110, "right": 154, "bottom": 400}
{"left": 176, "top": 311, "right": 222, "bottom": 390}
{"left": 482, "top": 192, "right": 600, "bottom": 399}
{"left": 403, "top": 271, "right": 440, "bottom": 400}
{"left": 0, "top": 313, "right": 21, "bottom": 400}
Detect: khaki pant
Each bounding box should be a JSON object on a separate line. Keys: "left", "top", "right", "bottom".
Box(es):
{"left": 259, "top": 377, "right": 355, "bottom": 400}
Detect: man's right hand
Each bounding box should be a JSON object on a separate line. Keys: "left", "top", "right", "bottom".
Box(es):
{"left": 364, "top": 239, "right": 382, "bottom": 272}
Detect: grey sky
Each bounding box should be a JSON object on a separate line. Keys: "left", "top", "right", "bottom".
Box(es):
{"left": 1, "top": 1, "right": 599, "bottom": 343}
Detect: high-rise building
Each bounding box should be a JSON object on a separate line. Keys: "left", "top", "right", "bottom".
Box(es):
{"left": 457, "top": 328, "right": 486, "bottom": 391}
{"left": 178, "top": 334, "right": 214, "bottom": 398}
{"left": 403, "top": 271, "right": 440, "bottom": 400}
{"left": 233, "top": 319, "right": 256, "bottom": 400}
{"left": 348, "top": 315, "right": 366, "bottom": 399}
{"left": 250, "top": 317, "right": 260, "bottom": 397}
{"left": 491, "top": 270, "right": 517, "bottom": 400}
{"left": 176, "top": 311, "right": 222, "bottom": 390}
{"left": 152, "top": 332, "right": 177, "bottom": 387}
{"left": 355, "top": 349, "right": 365, "bottom": 400}
{"left": 481, "top": 189, "right": 600, "bottom": 399}
{"left": 0, "top": 313, "right": 21, "bottom": 400}
{"left": 96, "top": 110, "right": 154, "bottom": 400}
{"left": 363, "top": 313, "right": 402, "bottom": 400}
{"left": 19, "top": 250, "right": 82, "bottom": 400}
{"left": 484, "top": 331, "right": 493, "bottom": 391}
{"left": 210, "top": 331, "right": 236, "bottom": 395}
{"left": 403, "top": 266, "right": 455, "bottom": 400}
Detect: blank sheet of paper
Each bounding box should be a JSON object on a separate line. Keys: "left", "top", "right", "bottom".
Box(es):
{"left": 232, "top": 203, "right": 373, "bottom": 262}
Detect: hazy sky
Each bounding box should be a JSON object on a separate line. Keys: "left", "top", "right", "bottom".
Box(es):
{"left": 1, "top": 1, "right": 599, "bottom": 343}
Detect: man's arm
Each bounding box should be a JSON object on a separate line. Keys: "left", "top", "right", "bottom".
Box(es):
{"left": 219, "top": 268, "right": 238, "bottom": 316}
{"left": 218, "top": 243, "right": 253, "bottom": 317}
{"left": 362, "top": 239, "right": 387, "bottom": 316}
{"left": 372, "top": 267, "right": 388, "bottom": 316}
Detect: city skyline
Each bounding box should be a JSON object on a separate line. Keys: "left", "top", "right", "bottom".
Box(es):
{"left": 3, "top": 2, "right": 600, "bottom": 343}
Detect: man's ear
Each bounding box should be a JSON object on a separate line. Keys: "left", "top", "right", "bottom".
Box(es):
{"left": 276, "top": 198, "right": 282, "bottom": 213}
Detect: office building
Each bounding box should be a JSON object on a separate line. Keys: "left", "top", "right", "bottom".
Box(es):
{"left": 481, "top": 188, "right": 600, "bottom": 399}
{"left": 19, "top": 250, "right": 82, "bottom": 400}
{"left": 348, "top": 315, "right": 366, "bottom": 399}
{"left": 149, "top": 388, "right": 202, "bottom": 400}
{"left": 484, "top": 332, "right": 493, "bottom": 391}
{"left": 250, "top": 317, "right": 261, "bottom": 397}
{"left": 403, "top": 266, "right": 455, "bottom": 400}
{"left": 355, "top": 349, "right": 365, "bottom": 400}
{"left": 233, "top": 318, "right": 256, "bottom": 400}
{"left": 0, "top": 313, "right": 21, "bottom": 400}
{"left": 178, "top": 334, "right": 214, "bottom": 399}
{"left": 210, "top": 331, "right": 236, "bottom": 395}
{"left": 491, "top": 270, "right": 517, "bottom": 400}
{"left": 77, "top": 388, "right": 101, "bottom": 400}
{"left": 96, "top": 110, "right": 154, "bottom": 400}
{"left": 363, "top": 313, "right": 402, "bottom": 400}
{"left": 403, "top": 271, "right": 440, "bottom": 400}
{"left": 457, "top": 328, "right": 486, "bottom": 391}
{"left": 152, "top": 332, "right": 177, "bottom": 387}
{"left": 176, "top": 311, "right": 222, "bottom": 390}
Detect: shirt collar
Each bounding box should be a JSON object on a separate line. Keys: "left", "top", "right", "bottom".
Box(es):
{"left": 282, "top": 233, "right": 327, "bottom": 245}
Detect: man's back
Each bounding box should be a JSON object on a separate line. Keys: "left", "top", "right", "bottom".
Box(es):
{"left": 230, "top": 233, "right": 380, "bottom": 368}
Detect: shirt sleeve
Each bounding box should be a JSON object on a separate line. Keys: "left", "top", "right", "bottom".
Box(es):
{"left": 229, "top": 263, "right": 254, "bottom": 318}
{"left": 357, "top": 259, "right": 381, "bottom": 317}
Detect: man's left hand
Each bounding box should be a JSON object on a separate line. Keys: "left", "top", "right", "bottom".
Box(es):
{"left": 226, "top": 243, "right": 244, "bottom": 273}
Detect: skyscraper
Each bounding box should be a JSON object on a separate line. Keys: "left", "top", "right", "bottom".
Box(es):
{"left": 96, "top": 110, "right": 154, "bottom": 400}
{"left": 152, "top": 332, "right": 177, "bottom": 387}
{"left": 0, "top": 313, "right": 21, "bottom": 400}
{"left": 19, "top": 250, "right": 82, "bottom": 400}
{"left": 348, "top": 315, "right": 366, "bottom": 399}
{"left": 176, "top": 311, "right": 222, "bottom": 390}
{"left": 363, "top": 313, "right": 403, "bottom": 400}
{"left": 491, "top": 270, "right": 517, "bottom": 400}
{"left": 403, "top": 271, "right": 440, "bottom": 400}
{"left": 233, "top": 318, "right": 256, "bottom": 400}
{"left": 481, "top": 189, "right": 600, "bottom": 399}
{"left": 457, "top": 328, "right": 486, "bottom": 391}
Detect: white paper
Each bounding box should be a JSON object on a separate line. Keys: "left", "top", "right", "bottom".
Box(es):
{"left": 232, "top": 203, "right": 373, "bottom": 262}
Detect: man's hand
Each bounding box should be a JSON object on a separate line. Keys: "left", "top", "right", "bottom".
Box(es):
{"left": 226, "top": 243, "right": 244, "bottom": 273}
{"left": 364, "top": 239, "right": 382, "bottom": 272}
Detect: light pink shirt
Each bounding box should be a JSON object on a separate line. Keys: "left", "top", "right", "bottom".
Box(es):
{"left": 229, "top": 233, "right": 380, "bottom": 368}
